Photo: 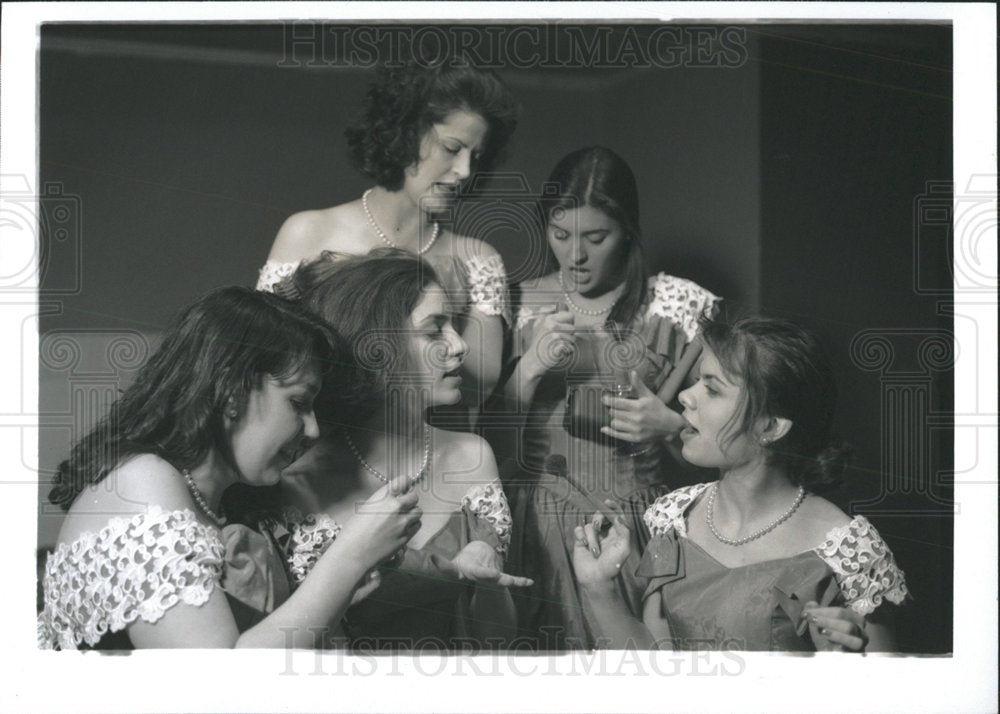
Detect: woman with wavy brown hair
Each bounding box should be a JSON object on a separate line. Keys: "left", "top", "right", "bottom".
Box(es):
{"left": 574, "top": 316, "right": 909, "bottom": 652}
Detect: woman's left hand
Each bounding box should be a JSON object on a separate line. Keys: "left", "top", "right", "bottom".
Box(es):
{"left": 572, "top": 505, "right": 632, "bottom": 588}
{"left": 602, "top": 370, "right": 685, "bottom": 443}
{"left": 803, "top": 601, "right": 870, "bottom": 652}
{"left": 446, "top": 540, "right": 533, "bottom": 588}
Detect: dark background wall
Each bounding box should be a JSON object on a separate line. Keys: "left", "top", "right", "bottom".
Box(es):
{"left": 38, "top": 23, "right": 951, "bottom": 653}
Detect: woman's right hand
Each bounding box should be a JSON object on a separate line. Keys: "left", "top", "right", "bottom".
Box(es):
{"left": 336, "top": 477, "right": 422, "bottom": 566}
{"left": 572, "top": 507, "right": 632, "bottom": 588}
{"left": 524, "top": 309, "right": 577, "bottom": 373}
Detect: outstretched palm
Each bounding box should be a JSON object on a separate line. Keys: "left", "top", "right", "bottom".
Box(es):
{"left": 445, "top": 540, "right": 533, "bottom": 588}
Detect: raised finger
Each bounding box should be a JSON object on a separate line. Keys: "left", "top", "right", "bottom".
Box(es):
{"left": 583, "top": 522, "right": 601, "bottom": 556}
{"left": 590, "top": 510, "right": 608, "bottom": 530}
{"left": 572, "top": 525, "right": 591, "bottom": 553}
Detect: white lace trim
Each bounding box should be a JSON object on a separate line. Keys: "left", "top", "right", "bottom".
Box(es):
{"left": 646, "top": 273, "right": 721, "bottom": 342}
{"left": 462, "top": 479, "right": 513, "bottom": 555}
{"left": 643, "top": 489, "right": 909, "bottom": 616}
{"left": 643, "top": 483, "right": 711, "bottom": 539}
{"left": 36, "top": 506, "right": 225, "bottom": 650}
{"left": 256, "top": 259, "right": 300, "bottom": 293}
{"left": 465, "top": 254, "right": 510, "bottom": 322}
{"left": 283, "top": 508, "right": 343, "bottom": 584}
{"left": 813, "top": 516, "right": 910, "bottom": 616}
{"left": 514, "top": 303, "right": 551, "bottom": 331}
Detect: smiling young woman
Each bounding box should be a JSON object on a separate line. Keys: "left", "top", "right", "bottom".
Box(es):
{"left": 37, "top": 287, "right": 422, "bottom": 649}
{"left": 256, "top": 57, "right": 520, "bottom": 414}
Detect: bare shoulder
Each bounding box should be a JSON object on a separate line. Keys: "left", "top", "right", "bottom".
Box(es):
{"left": 57, "top": 454, "right": 195, "bottom": 546}
{"left": 798, "top": 493, "right": 853, "bottom": 543}
{"left": 270, "top": 201, "right": 369, "bottom": 261}
{"left": 431, "top": 428, "right": 498, "bottom": 486}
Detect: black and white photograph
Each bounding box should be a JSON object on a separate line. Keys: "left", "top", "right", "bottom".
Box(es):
{"left": 1, "top": 2, "right": 996, "bottom": 713}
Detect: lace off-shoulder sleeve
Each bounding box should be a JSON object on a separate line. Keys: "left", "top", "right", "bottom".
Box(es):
{"left": 813, "top": 516, "right": 910, "bottom": 616}
{"left": 462, "top": 480, "right": 513, "bottom": 555}
{"left": 646, "top": 273, "right": 721, "bottom": 343}
{"left": 36, "top": 507, "right": 225, "bottom": 650}
{"left": 643, "top": 483, "right": 711, "bottom": 539}
{"left": 256, "top": 259, "right": 300, "bottom": 293}
{"left": 281, "top": 508, "right": 342, "bottom": 584}
{"left": 464, "top": 254, "right": 511, "bottom": 324}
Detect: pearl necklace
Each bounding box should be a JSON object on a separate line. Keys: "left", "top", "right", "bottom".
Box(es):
{"left": 181, "top": 470, "right": 226, "bottom": 526}
{"left": 705, "top": 482, "right": 805, "bottom": 546}
{"left": 558, "top": 270, "right": 614, "bottom": 316}
{"left": 362, "top": 188, "right": 440, "bottom": 256}
{"left": 342, "top": 427, "right": 432, "bottom": 484}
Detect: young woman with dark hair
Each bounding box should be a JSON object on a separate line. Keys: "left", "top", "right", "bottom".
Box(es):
{"left": 268, "top": 249, "right": 530, "bottom": 650}
{"left": 573, "top": 316, "right": 909, "bottom": 652}
{"left": 257, "top": 57, "right": 520, "bottom": 411}
{"left": 37, "top": 287, "right": 421, "bottom": 649}
{"left": 497, "top": 146, "right": 720, "bottom": 648}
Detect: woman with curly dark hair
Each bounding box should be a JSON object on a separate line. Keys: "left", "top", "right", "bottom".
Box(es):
{"left": 572, "top": 316, "right": 909, "bottom": 652}
{"left": 37, "top": 287, "right": 422, "bottom": 649}
{"left": 257, "top": 57, "right": 519, "bottom": 413}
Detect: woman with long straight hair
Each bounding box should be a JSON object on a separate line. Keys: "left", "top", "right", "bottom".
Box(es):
{"left": 497, "top": 146, "right": 720, "bottom": 648}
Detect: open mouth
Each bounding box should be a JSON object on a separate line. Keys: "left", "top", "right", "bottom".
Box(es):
{"left": 442, "top": 367, "right": 462, "bottom": 380}
{"left": 679, "top": 415, "right": 698, "bottom": 438}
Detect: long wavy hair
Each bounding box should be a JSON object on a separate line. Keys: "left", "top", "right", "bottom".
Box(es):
{"left": 700, "top": 315, "right": 852, "bottom": 491}
{"left": 48, "top": 287, "right": 337, "bottom": 511}
{"left": 541, "top": 146, "right": 647, "bottom": 328}
{"left": 345, "top": 56, "right": 519, "bottom": 191}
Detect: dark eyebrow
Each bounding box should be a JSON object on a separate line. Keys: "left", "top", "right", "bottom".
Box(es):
{"left": 417, "top": 313, "right": 449, "bottom": 327}
{"left": 278, "top": 374, "right": 321, "bottom": 396}
{"left": 700, "top": 370, "right": 733, "bottom": 389}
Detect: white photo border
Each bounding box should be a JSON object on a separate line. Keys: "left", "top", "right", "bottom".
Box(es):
{"left": 1, "top": 3, "right": 995, "bottom": 713}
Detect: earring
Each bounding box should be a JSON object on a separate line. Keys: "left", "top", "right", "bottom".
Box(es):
{"left": 227, "top": 408, "right": 239, "bottom": 420}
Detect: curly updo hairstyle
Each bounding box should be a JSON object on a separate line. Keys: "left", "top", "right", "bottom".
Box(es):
{"left": 345, "top": 57, "right": 519, "bottom": 191}
{"left": 699, "top": 315, "right": 853, "bottom": 491}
